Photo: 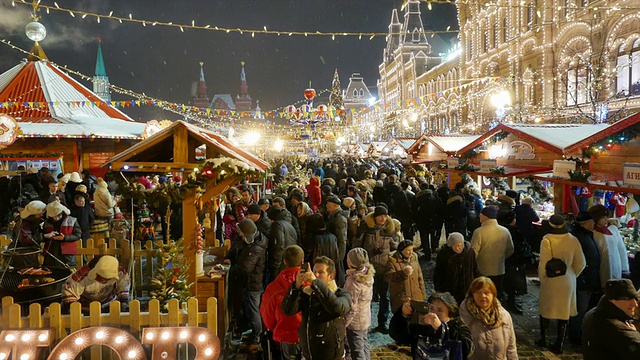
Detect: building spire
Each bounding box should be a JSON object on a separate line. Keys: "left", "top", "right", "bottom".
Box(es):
{"left": 236, "top": 61, "right": 252, "bottom": 111}
{"left": 92, "top": 37, "right": 111, "bottom": 102}
{"left": 193, "top": 61, "right": 210, "bottom": 108}
{"left": 385, "top": 9, "right": 402, "bottom": 62}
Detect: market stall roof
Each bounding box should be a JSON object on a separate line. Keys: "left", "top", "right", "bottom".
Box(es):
{"left": 458, "top": 123, "right": 610, "bottom": 155}
{"left": 107, "top": 120, "right": 269, "bottom": 172}
{"left": 440, "top": 164, "right": 552, "bottom": 178}
{"left": 381, "top": 137, "right": 416, "bottom": 154}
{"left": 0, "top": 51, "right": 143, "bottom": 139}
{"left": 369, "top": 141, "right": 388, "bottom": 153}
{"left": 407, "top": 134, "right": 480, "bottom": 154}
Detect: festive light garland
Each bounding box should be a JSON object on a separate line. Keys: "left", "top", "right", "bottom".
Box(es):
{"left": 582, "top": 124, "right": 640, "bottom": 158}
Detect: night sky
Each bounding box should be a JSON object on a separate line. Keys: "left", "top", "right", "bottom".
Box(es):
{"left": 0, "top": 0, "right": 458, "bottom": 120}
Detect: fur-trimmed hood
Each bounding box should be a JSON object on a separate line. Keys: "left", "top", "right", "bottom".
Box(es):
{"left": 498, "top": 194, "right": 516, "bottom": 206}
{"left": 363, "top": 212, "right": 399, "bottom": 234}
{"left": 347, "top": 264, "right": 375, "bottom": 284}
{"left": 447, "top": 195, "right": 463, "bottom": 205}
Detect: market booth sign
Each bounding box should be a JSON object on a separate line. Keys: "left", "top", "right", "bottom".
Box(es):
{"left": 623, "top": 163, "right": 640, "bottom": 186}
{"left": 553, "top": 160, "right": 577, "bottom": 180}
{"left": 480, "top": 159, "right": 497, "bottom": 172}
{"left": 446, "top": 158, "right": 459, "bottom": 168}
{"left": 0, "top": 114, "right": 22, "bottom": 149}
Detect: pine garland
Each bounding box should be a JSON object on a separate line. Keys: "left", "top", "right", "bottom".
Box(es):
{"left": 455, "top": 162, "right": 480, "bottom": 172}
{"left": 568, "top": 170, "right": 591, "bottom": 183}
{"left": 526, "top": 176, "right": 551, "bottom": 201}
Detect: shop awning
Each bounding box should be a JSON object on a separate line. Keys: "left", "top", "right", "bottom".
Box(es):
{"left": 439, "top": 164, "right": 552, "bottom": 178}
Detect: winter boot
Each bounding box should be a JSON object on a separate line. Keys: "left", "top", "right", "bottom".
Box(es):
{"left": 535, "top": 316, "right": 550, "bottom": 348}
{"left": 505, "top": 293, "right": 523, "bottom": 315}
{"left": 551, "top": 320, "right": 568, "bottom": 354}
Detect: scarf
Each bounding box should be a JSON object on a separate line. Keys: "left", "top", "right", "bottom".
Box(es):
{"left": 466, "top": 298, "right": 503, "bottom": 328}
{"left": 594, "top": 226, "right": 613, "bottom": 235}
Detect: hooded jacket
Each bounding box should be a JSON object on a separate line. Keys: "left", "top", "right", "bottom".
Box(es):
{"left": 326, "top": 208, "right": 348, "bottom": 260}
{"left": 386, "top": 251, "right": 426, "bottom": 312}
{"left": 268, "top": 208, "right": 299, "bottom": 278}
{"left": 306, "top": 177, "right": 322, "bottom": 213}
{"left": 254, "top": 210, "right": 272, "bottom": 240}
{"left": 260, "top": 266, "right": 302, "bottom": 343}
{"left": 446, "top": 195, "right": 468, "bottom": 235}
{"left": 344, "top": 265, "right": 375, "bottom": 331}
{"left": 94, "top": 181, "right": 116, "bottom": 218}
{"left": 582, "top": 296, "right": 640, "bottom": 359}
{"left": 281, "top": 279, "right": 352, "bottom": 360}
{"left": 434, "top": 241, "right": 481, "bottom": 303}
{"left": 353, "top": 212, "right": 400, "bottom": 273}
{"left": 228, "top": 232, "right": 267, "bottom": 292}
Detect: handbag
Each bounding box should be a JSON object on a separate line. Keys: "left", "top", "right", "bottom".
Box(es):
{"left": 545, "top": 238, "right": 567, "bottom": 278}
{"left": 414, "top": 323, "right": 463, "bottom": 360}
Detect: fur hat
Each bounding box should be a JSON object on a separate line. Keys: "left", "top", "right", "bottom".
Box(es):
{"left": 46, "top": 201, "right": 70, "bottom": 218}
{"left": 480, "top": 205, "right": 499, "bottom": 219}
{"left": 575, "top": 211, "right": 593, "bottom": 223}
{"left": 547, "top": 214, "right": 568, "bottom": 234}
{"left": 342, "top": 197, "right": 355, "bottom": 210}
{"left": 88, "top": 256, "right": 119, "bottom": 280}
{"left": 588, "top": 204, "right": 609, "bottom": 221}
{"left": 69, "top": 172, "right": 82, "bottom": 183}
{"left": 605, "top": 279, "right": 639, "bottom": 300}
{"left": 373, "top": 205, "right": 388, "bottom": 218}
{"left": 347, "top": 247, "right": 369, "bottom": 269}
{"left": 75, "top": 184, "right": 88, "bottom": 193}
{"left": 236, "top": 218, "right": 258, "bottom": 242}
{"left": 446, "top": 232, "right": 465, "bottom": 248}
{"left": 397, "top": 239, "right": 414, "bottom": 254}
{"left": 20, "top": 200, "right": 47, "bottom": 219}
{"left": 27, "top": 167, "right": 38, "bottom": 174}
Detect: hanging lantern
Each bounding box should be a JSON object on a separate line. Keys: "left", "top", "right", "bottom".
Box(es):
{"left": 300, "top": 104, "right": 311, "bottom": 114}
{"left": 316, "top": 104, "right": 328, "bottom": 116}
{"left": 304, "top": 88, "right": 316, "bottom": 100}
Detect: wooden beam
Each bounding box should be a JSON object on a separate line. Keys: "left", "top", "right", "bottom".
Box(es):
{"left": 174, "top": 127, "right": 189, "bottom": 164}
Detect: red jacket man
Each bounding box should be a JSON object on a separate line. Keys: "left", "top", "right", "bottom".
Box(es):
{"left": 260, "top": 245, "right": 304, "bottom": 359}
{"left": 306, "top": 177, "right": 322, "bottom": 213}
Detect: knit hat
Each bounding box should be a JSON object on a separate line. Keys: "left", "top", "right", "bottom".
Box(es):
{"left": 46, "top": 201, "right": 70, "bottom": 218}
{"left": 76, "top": 184, "right": 88, "bottom": 193}
{"left": 88, "top": 256, "right": 120, "bottom": 280}
{"left": 446, "top": 232, "right": 465, "bottom": 248}
{"left": 326, "top": 195, "right": 342, "bottom": 205}
{"left": 236, "top": 218, "right": 258, "bottom": 242}
{"left": 342, "top": 197, "right": 355, "bottom": 210}
{"left": 547, "top": 214, "right": 569, "bottom": 234}
{"left": 397, "top": 239, "right": 414, "bottom": 254}
{"left": 347, "top": 247, "right": 369, "bottom": 269}
{"left": 588, "top": 204, "right": 609, "bottom": 221}
{"left": 575, "top": 211, "right": 593, "bottom": 223}
{"left": 290, "top": 192, "right": 304, "bottom": 202}
{"left": 480, "top": 205, "right": 499, "bottom": 219}
{"left": 69, "top": 172, "right": 82, "bottom": 183}
{"left": 605, "top": 279, "right": 639, "bottom": 300}
{"left": 247, "top": 204, "right": 262, "bottom": 215}
{"left": 20, "top": 200, "right": 47, "bottom": 219}
{"left": 373, "top": 205, "right": 388, "bottom": 218}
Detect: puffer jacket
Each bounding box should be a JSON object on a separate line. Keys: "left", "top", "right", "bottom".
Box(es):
{"left": 434, "top": 241, "right": 481, "bottom": 303}
{"left": 94, "top": 183, "right": 116, "bottom": 218}
{"left": 353, "top": 212, "right": 400, "bottom": 273}
{"left": 306, "top": 177, "right": 322, "bottom": 213}
{"left": 254, "top": 210, "right": 271, "bottom": 240}
{"left": 386, "top": 251, "right": 426, "bottom": 312}
{"left": 446, "top": 195, "right": 468, "bottom": 236}
{"left": 282, "top": 280, "right": 352, "bottom": 360}
{"left": 269, "top": 209, "right": 299, "bottom": 278}
{"left": 344, "top": 264, "right": 375, "bottom": 331}
{"left": 260, "top": 266, "right": 302, "bottom": 343}
{"left": 228, "top": 232, "right": 267, "bottom": 292}
{"left": 326, "top": 208, "right": 348, "bottom": 261}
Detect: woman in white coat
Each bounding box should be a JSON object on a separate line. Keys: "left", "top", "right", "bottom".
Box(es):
{"left": 588, "top": 205, "right": 629, "bottom": 288}
{"left": 94, "top": 178, "right": 117, "bottom": 219}
{"left": 537, "top": 214, "right": 586, "bottom": 355}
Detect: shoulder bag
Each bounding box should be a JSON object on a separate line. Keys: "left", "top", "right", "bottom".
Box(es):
{"left": 544, "top": 237, "right": 567, "bottom": 278}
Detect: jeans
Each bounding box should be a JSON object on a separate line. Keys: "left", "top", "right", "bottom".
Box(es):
{"left": 569, "top": 290, "right": 592, "bottom": 343}
{"left": 281, "top": 342, "right": 300, "bottom": 360}
{"left": 347, "top": 329, "right": 369, "bottom": 360}
{"left": 243, "top": 290, "right": 263, "bottom": 344}
{"left": 373, "top": 273, "right": 390, "bottom": 325}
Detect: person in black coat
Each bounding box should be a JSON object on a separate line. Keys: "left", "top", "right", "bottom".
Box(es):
{"left": 389, "top": 292, "right": 474, "bottom": 360}
{"left": 445, "top": 194, "right": 467, "bottom": 238}
{"left": 227, "top": 219, "right": 267, "bottom": 347}
{"left": 433, "top": 233, "right": 481, "bottom": 304}
{"left": 582, "top": 279, "right": 640, "bottom": 359}
{"left": 392, "top": 182, "right": 415, "bottom": 240}
{"left": 498, "top": 210, "right": 530, "bottom": 315}
{"left": 69, "top": 194, "right": 94, "bottom": 246}
{"left": 306, "top": 213, "right": 345, "bottom": 286}
{"left": 267, "top": 206, "right": 298, "bottom": 283}
{"left": 325, "top": 195, "right": 348, "bottom": 262}
{"left": 246, "top": 204, "right": 271, "bottom": 240}
{"left": 515, "top": 197, "right": 540, "bottom": 248}
{"left": 569, "top": 211, "right": 601, "bottom": 345}
{"left": 412, "top": 186, "right": 443, "bottom": 258}
{"left": 281, "top": 256, "right": 352, "bottom": 360}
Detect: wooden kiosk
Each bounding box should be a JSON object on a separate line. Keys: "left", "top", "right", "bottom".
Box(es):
{"left": 107, "top": 120, "right": 269, "bottom": 334}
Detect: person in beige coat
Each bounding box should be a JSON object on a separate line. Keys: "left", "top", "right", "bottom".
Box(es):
{"left": 537, "top": 214, "right": 586, "bottom": 355}
{"left": 93, "top": 178, "right": 116, "bottom": 219}
{"left": 386, "top": 240, "right": 426, "bottom": 312}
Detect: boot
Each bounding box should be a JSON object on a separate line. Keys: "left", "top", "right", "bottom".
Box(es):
{"left": 505, "top": 294, "right": 523, "bottom": 315}
{"left": 535, "top": 316, "right": 549, "bottom": 348}
{"left": 551, "top": 320, "right": 568, "bottom": 354}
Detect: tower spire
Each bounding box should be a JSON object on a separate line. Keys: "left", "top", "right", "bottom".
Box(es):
{"left": 385, "top": 9, "right": 402, "bottom": 62}
{"left": 236, "top": 61, "right": 252, "bottom": 112}
{"left": 193, "top": 61, "right": 210, "bottom": 108}
{"left": 92, "top": 37, "right": 111, "bottom": 102}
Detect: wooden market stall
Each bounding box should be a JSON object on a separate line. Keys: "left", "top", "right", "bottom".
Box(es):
{"left": 106, "top": 120, "right": 269, "bottom": 334}
{"left": 406, "top": 134, "right": 480, "bottom": 184}
{"left": 380, "top": 137, "right": 417, "bottom": 159}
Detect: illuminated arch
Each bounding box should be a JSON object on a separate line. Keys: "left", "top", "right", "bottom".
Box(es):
{"left": 49, "top": 327, "right": 146, "bottom": 360}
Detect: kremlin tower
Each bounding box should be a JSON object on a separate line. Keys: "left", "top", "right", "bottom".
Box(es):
{"left": 92, "top": 37, "right": 111, "bottom": 102}
{"left": 235, "top": 61, "right": 252, "bottom": 112}
{"left": 193, "top": 61, "right": 210, "bottom": 108}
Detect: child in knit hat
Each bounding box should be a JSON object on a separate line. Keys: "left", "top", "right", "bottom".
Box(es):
{"left": 344, "top": 248, "right": 375, "bottom": 360}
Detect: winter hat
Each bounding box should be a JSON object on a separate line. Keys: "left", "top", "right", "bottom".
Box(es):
{"left": 46, "top": 201, "right": 70, "bottom": 218}
{"left": 247, "top": 204, "right": 262, "bottom": 215}
{"left": 497, "top": 210, "right": 515, "bottom": 226}
{"left": 257, "top": 198, "right": 270, "bottom": 206}
{"left": 20, "top": 200, "right": 47, "bottom": 219}
{"left": 446, "top": 232, "right": 465, "bottom": 248}
{"left": 326, "top": 195, "right": 342, "bottom": 205}
{"left": 266, "top": 206, "right": 282, "bottom": 220}
{"left": 342, "top": 197, "right": 355, "bottom": 210}
{"left": 548, "top": 214, "right": 569, "bottom": 234}
{"left": 75, "top": 184, "right": 88, "bottom": 193}
{"left": 588, "top": 204, "right": 609, "bottom": 221}
{"left": 27, "top": 167, "right": 38, "bottom": 174}
{"left": 480, "top": 205, "right": 499, "bottom": 219}
{"left": 505, "top": 190, "right": 519, "bottom": 200}
{"left": 97, "top": 178, "right": 108, "bottom": 188}
{"left": 605, "top": 279, "right": 639, "bottom": 300}
{"left": 575, "top": 211, "right": 593, "bottom": 223}
{"left": 397, "top": 239, "right": 414, "bottom": 254}
{"left": 347, "top": 247, "right": 369, "bottom": 269}
{"left": 69, "top": 172, "right": 82, "bottom": 183}
{"left": 236, "top": 218, "right": 258, "bottom": 242}
{"left": 290, "top": 192, "right": 304, "bottom": 202}
{"left": 373, "top": 205, "right": 388, "bottom": 218}
{"left": 88, "top": 256, "right": 119, "bottom": 280}
{"left": 61, "top": 174, "right": 70, "bottom": 184}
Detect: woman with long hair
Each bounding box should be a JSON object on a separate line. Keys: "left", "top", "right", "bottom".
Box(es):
{"left": 460, "top": 277, "right": 517, "bottom": 359}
